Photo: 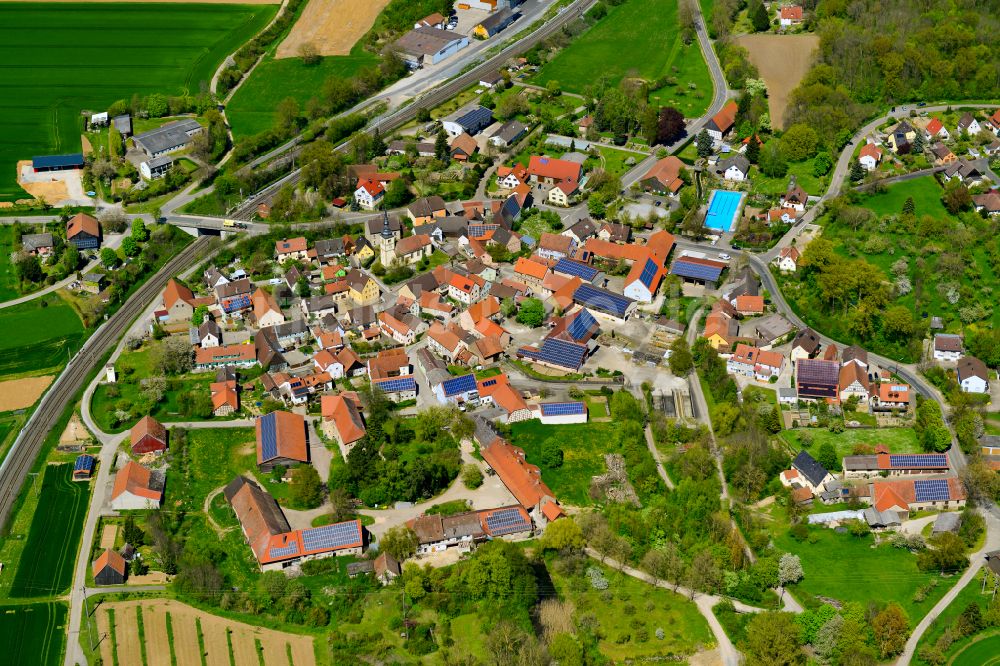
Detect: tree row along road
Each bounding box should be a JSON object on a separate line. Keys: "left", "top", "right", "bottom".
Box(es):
{"left": 226, "top": 0, "right": 602, "bottom": 220}
{"left": 0, "top": 235, "right": 214, "bottom": 530}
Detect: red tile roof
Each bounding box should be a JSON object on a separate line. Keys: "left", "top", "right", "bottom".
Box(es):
{"left": 709, "top": 100, "right": 738, "bottom": 134}
{"left": 735, "top": 294, "right": 765, "bottom": 313}
{"left": 780, "top": 5, "right": 803, "bottom": 19}
{"left": 92, "top": 548, "right": 126, "bottom": 577}
{"left": 163, "top": 279, "right": 194, "bottom": 310}
{"left": 67, "top": 212, "right": 100, "bottom": 239}
{"left": 256, "top": 411, "right": 308, "bottom": 464}
{"left": 111, "top": 461, "right": 163, "bottom": 502}
{"left": 514, "top": 257, "right": 549, "bottom": 280}
{"left": 130, "top": 416, "right": 166, "bottom": 447}
{"left": 873, "top": 477, "right": 966, "bottom": 512}
{"left": 321, "top": 395, "right": 366, "bottom": 445}
{"left": 195, "top": 343, "right": 256, "bottom": 366}
{"left": 479, "top": 437, "right": 556, "bottom": 509}
{"left": 526, "top": 156, "right": 582, "bottom": 190}
{"left": 275, "top": 237, "right": 307, "bottom": 255}
{"left": 210, "top": 380, "right": 239, "bottom": 411}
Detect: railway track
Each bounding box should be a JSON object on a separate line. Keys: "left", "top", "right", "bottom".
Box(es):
{"left": 227, "top": 0, "right": 597, "bottom": 221}
{"left": 0, "top": 235, "right": 214, "bottom": 530}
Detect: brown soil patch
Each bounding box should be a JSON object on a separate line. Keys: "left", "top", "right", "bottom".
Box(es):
{"left": 127, "top": 571, "right": 171, "bottom": 585}
{"left": 99, "top": 599, "right": 316, "bottom": 666}
{"left": 16, "top": 161, "right": 69, "bottom": 204}
{"left": 114, "top": 606, "right": 143, "bottom": 666}
{"left": 0, "top": 375, "right": 53, "bottom": 411}
{"left": 142, "top": 605, "right": 172, "bottom": 666}
{"left": 81, "top": 135, "right": 93, "bottom": 156}
{"left": 733, "top": 34, "right": 819, "bottom": 130}
{"left": 276, "top": 0, "right": 393, "bottom": 59}
{"left": 100, "top": 525, "right": 117, "bottom": 549}
{"left": 59, "top": 412, "right": 92, "bottom": 444}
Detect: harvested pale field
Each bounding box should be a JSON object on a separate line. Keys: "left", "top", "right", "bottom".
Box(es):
{"left": 0, "top": 374, "right": 52, "bottom": 411}
{"left": 231, "top": 626, "right": 260, "bottom": 666}
{"left": 199, "top": 613, "right": 234, "bottom": 665}
{"left": 142, "top": 605, "right": 172, "bottom": 666}
{"left": 169, "top": 609, "right": 202, "bottom": 666}
{"left": 734, "top": 34, "right": 819, "bottom": 129}
{"left": 114, "top": 606, "right": 143, "bottom": 666}
{"left": 276, "top": 0, "right": 393, "bottom": 58}
{"left": 98, "top": 599, "right": 316, "bottom": 666}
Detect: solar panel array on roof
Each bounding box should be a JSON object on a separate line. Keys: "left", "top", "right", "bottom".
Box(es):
{"left": 374, "top": 376, "right": 417, "bottom": 393}
{"left": 223, "top": 295, "right": 252, "bottom": 312}
{"left": 458, "top": 106, "right": 493, "bottom": 132}
{"left": 269, "top": 541, "right": 300, "bottom": 558}
{"left": 480, "top": 378, "right": 499, "bottom": 388}
{"left": 74, "top": 455, "right": 95, "bottom": 472}
{"left": 260, "top": 413, "right": 278, "bottom": 460}
{"left": 553, "top": 258, "right": 599, "bottom": 281}
{"left": 891, "top": 385, "right": 908, "bottom": 392}
{"left": 638, "top": 258, "right": 659, "bottom": 288}
{"left": 573, "top": 283, "right": 633, "bottom": 318}
{"left": 442, "top": 373, "right": 477, "bottom": 396}
{"left": 890, "top": 454, "right": 947, "bottom": 468}
{"left": 301, "top": 521, "right": 361, "bottom": 551}
{"left": 485, "top": 508, "right": 531, "bottom": 536}
{"left": 670, "top": 259, "right": 723, "bottom": 282}
{"left": 539, "top": 402, "right": 586, "bottom": 416}
{"left": 914, "top": 479, "right": 951, "bottom": 502}
{"left": 566, "top": 309, "right": 598, "bottom": 341}
{"left": 539, "top": 338, "right": 587, "bottom": 370}
{"left": 517, "top": 346, "right": 542, "bottom": 360}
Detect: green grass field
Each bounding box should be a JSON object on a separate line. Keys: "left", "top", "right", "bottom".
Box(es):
{"left": 0, "top": 3, "right": 277, "bottom": 200}
{"left": 0, "top": 295, "right": 84, "bottom": 377}
{"left": 171, "top": 427, "right": 257, "bottom": 511}
{"left": 226, "top": 42, "right": 379, "bottom": 137}
{"left": 0, "top": 227, "right": 21, "bottom": 301}
{"left": 9, "top": 464, "right": 90, "bottom": 598}
{"left": 774, "top": 527, "right": 953, "bottom": 625}
{"left": 860, "top": 175, "right": 952, "bottom": 220}
{"left": 534, "top": 0, "right": 712, "bottom": 117}
{"left": 779, "top": 427, "right": 922, "bottom": 460}
{"left": 0, "top": 602, "right": 67, "bottom": 665}
{"left": 509, "top": 420, "right": 615, "bottom": 506}
{"left": 549, "top": 560, "right": 713, "bottom": 660}
{"left": 954, "top": 632, "right": 1000, "bottom": 666}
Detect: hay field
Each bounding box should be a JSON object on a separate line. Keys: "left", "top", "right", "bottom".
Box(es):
{"left": 0, "top": 375, "right": 54, "bottom": 411}
{"left": 734, "top": 34, "right": 819, "bottom": 129}
{"left": 276, "top": 0, "right": 393, "bottom": 58}
{"left": 0, "top": 3, "right": 276, "bottom": 201}
{"left": 99, "top": 599, "right": 316, "bottom": 666}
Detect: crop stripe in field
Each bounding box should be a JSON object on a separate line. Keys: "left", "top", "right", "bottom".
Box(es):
{"left": 197, "top": 617, "right": 208, "bottom": 666}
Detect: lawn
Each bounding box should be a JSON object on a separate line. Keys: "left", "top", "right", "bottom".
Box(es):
{"left": 751, "top": 156, "right": 828, "bottom": 197}
{"left": 534, "top": 0, "right": 713, "bottom": 117}
{"left": 778, "top": 427, "right": 922, "bottom": 461}
{"left": 549, "top": 560, "right": 714, "bottom": 660}
{"left": 0, "top": 294, "right": 85, "bottom": 378}
{"left": 773, "top": 526, "right": 954, "bottom": 625}
{"left": 914, "top": 569, "right": 997, "bottom": 664}
{"left": 0, "top": 602, "right": 67, "bottom": 665}
{"left": 9, "top": 464, "right": 90, "bottom": 598}
{"left": 0, "top": 226, "right": 21, "bottom": 301}
{"left": 953, "top": 632, "right": 1000, "bottom": 666}
{"left": 860, "top": 175, "right": 952, "bottom": 220}
{"left": 226, "top": 42, "right": 378, "bottom": 137}
{"left": 0, "top": 3, "right": 276, "bottom": 201}
{"left": 594, "top": 145, "right": 645, "bottom": 178}
{"left": 170, "top": 427, "right": 258, "bottom": 512}
{"left": 509, "top": 420, "right": 615, "bottom": 506}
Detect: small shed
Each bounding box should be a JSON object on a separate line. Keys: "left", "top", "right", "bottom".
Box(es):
{"left": 73, "top": 455, "right": 96, "bottom": 481}
{"left": 346, "top": 560, "right": 375, "bottom": 578}
{"left": 932, "top": 512, "right": 962, "bottom": 535}
{"left": 92, "top": 548, "right": 126, "bottom": 586}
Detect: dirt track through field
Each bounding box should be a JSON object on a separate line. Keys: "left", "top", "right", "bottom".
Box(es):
{"left": 142, "top": 605, "right": 172, "bottom": 666}
{"left": 98, "top": 599, "right": 316, "bottom": 666}
{"left": 733, "top": 34, "right": 819, "bottom": 129}
{"left": 275, "top": 0, "right": 393, "bottom": 58}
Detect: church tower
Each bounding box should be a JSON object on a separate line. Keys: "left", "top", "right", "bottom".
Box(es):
{"left": 378, "top": 210, "right": 396, "bottom": 266}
